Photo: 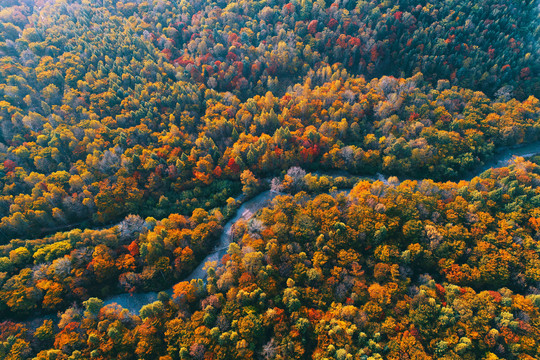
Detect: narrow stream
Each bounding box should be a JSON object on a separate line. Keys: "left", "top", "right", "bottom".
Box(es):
{"left": 465, "top": 142, "right": 540, "bottom": 181}
{"left": 102, "top": 143, "right": 540, "bottom": 314}
{"left": 103, "top": 190, "right": 282, "bottom": 312}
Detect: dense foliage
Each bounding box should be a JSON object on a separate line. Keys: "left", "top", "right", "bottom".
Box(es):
{"left": 2, "top": 159, "right": 540, "bottom": 359}
{"left": 0, "top": 0, "right": 538, "bottom": 359}
{"left": 0, "top": 171, "right": 353, "bottom": 318}
{"left": 0, "top": 0, "right": 538, "bottom": 242}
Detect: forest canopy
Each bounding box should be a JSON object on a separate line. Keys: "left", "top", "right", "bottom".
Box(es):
{"left": 0, "top": 0, "right": 538, "bottom": 359}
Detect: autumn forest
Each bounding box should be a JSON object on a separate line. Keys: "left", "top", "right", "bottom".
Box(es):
{"left": 0, "top": 0, "right": 539, "bottom": 359}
